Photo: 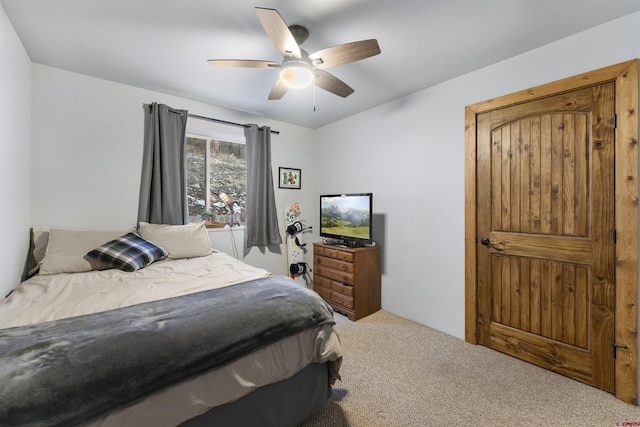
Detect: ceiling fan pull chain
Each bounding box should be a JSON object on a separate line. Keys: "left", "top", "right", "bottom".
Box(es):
{"left": 313, "top": 80, "right": 316, "bottom": 112}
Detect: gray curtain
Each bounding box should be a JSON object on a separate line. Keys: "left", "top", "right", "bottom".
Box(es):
{"left": 137, "top": 103, "right": 189, "bottom": 225}
{"left": 244, "top": 124, "right": 282, "bottom": 247}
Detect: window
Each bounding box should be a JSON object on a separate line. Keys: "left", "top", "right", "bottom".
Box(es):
{"left": 186, "top": 134, "right": 246, "bottom": 226}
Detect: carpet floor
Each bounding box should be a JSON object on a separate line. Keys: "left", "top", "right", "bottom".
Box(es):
{"left": 299, "top": 310, "right": 640, "bottom": 426}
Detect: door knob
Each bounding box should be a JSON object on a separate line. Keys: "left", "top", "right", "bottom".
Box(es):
{"left": 480, "top": 237, "right": 503, "bottom": 250}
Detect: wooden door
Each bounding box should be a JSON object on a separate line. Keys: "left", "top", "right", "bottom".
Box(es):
{"left": 476, "top": 83, "right": 616, "bottom": 391}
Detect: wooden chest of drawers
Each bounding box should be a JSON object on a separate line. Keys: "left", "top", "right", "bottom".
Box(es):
{"left": 313, "top": 242, "right": 380, "bottom": 321}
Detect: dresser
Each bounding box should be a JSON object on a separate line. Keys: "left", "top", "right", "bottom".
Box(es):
{"left": 313, "top": 242, "right": 381, "bottom": 321}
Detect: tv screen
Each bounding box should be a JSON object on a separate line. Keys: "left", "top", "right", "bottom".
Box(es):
{"left": 319, "top": 193, "right": 372, "bottom": 246}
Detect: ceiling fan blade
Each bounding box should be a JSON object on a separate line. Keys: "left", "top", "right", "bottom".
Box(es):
{"left": 255, "top": 7, "right": 301, "bottom": 59}
{"left": 207, "top": 59, "right": 279, "bottom": 69}
{"left": 309, "top": 39, "right": 380, "bottom": 69}
{"left": 314, "top": 70, "right": 354, "bottom": 98}
{"left": 268, "top": 78, "right": 289, "bottom": 100}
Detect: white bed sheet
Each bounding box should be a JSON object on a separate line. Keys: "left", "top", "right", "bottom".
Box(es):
{"left": 0, "top": 252, "right": 269, "bottom": 328}
{"left": 0, "top": 253, "right": 341, "bottom": 426}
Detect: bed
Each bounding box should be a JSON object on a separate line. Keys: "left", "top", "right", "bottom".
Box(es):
{"left": 0, "top": 223, "right": 341, "bottom": 427}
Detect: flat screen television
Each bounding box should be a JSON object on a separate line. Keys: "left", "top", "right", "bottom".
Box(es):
{"left": 319, "top": 193, "right": 372, "bottom": 247}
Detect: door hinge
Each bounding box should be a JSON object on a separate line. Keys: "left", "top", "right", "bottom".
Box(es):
{"left": 611, "top": 342, "right": 628, "bottom": 359}
{"left": 613, "top": 229, "right": 617, "bottom": 244}
{"left": 613, "top": 113, "right": 617, "bottom": 129}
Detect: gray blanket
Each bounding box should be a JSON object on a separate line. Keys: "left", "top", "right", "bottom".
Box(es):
{"left": 0, "top": 276, "right": 335, "bottom": 427}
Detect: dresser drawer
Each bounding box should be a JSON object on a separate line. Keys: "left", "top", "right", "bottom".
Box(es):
{"left": 314, "top": 255, "right": 354, "bottom": 274}
{"left": 313, "top": 283, "right": 331, "bottom": 300}
{"left": 314, "top": 246, "right": 354, "bottom": 262}
{"left": 314, "top": 265, "right": 354, "bottom": 286}
{"left": 331, "top": 281, "right": 354, "bottom": 297}
{"left": 331, "top": 291, "right": 354, "bottom": 309}
{"left": 314, "top": 275, "right": 333, "bottom": 289}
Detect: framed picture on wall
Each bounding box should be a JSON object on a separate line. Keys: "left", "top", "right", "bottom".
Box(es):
{"left": 279, "top": 167, "right": 301, "bottom": 189}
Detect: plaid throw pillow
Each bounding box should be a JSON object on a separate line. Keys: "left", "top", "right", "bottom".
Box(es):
{"left": 86, "top": 232, "right": 167, "bottom": 272}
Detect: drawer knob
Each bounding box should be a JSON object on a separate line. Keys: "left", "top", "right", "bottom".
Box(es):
{"left": 342, "top": 265, "right": 348, "bottom": 271}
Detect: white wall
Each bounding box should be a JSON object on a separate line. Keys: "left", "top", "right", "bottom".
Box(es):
{"left": 0, "top": 5, "right": 31, "bottom": 297}
{"left": 315, "top": 12, "right": 640, "bottom": 340}
{"left": 30, "top": 64, "right": 317, "bottom": 276}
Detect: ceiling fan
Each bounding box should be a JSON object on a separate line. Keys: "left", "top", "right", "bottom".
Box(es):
{"left": 207, "top": 7, "right": 381, "bottom": 100}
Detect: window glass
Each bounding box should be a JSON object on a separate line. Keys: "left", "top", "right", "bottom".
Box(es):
{"left": 186, "top": 135, "right": 246, "bottom": 226}
{"left": 186, "top": 136, "right": 207, "bottom": 219}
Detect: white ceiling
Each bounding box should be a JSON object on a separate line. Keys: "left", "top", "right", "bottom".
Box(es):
{"left": 4, "top": 0, "right": 640, "bottom": 129}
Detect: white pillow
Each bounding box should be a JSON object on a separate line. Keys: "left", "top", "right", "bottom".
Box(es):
{"left": 137, "top": 222, "right": 212, "bottom": 259}
{"left": 39, "top": 228, "right": 131, "bottom": 275}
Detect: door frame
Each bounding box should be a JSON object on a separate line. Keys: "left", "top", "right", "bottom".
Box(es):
{"left": 464, "top": 59, "right": 639, "bottom": 404}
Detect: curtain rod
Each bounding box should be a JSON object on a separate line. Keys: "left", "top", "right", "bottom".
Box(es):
{"left": 187, "top": 113, "right": 279, "bottom": 135}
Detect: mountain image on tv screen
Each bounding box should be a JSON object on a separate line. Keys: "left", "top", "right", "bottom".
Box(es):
{"left": 320, "top": 195, "right": 371, "bottom": 240}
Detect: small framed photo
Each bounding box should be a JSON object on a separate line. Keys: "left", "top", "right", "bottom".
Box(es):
{"left": 279, "top": 167, "right": 301, "bottom": 189}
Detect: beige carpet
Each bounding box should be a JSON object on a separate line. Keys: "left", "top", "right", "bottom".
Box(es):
{"left": 299, "top": 310, "right": 640, "bottom": 426}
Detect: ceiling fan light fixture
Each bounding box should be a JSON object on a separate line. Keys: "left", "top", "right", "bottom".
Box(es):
{"left": 207, "top": 8, "right": 379, "bottom": 100}
{"left": 280, "top": 62, "right": 314, "bottom": 89}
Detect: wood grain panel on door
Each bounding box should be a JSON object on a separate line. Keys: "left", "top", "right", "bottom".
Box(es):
{"left": 466, "top": 59, "right": 638, "bottom": 404}
{"left": 476, "top": 83, "right": 615, "bottom": 392}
